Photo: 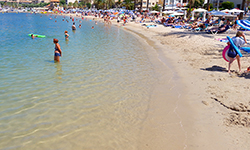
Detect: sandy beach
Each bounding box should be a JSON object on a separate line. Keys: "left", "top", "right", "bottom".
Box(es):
{"left": 15, "top": 12, "right": 250, "bottom": 149}
{"left": 83, "top": 15, "right": 250, "bottom": 149}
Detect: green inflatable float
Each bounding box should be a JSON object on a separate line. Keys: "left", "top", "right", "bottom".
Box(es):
{"left": 28, "top": 33, "right": 46, "bottom": 38}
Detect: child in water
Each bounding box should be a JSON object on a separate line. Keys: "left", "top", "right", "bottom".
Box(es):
{"left": 64, "top": 30, "right": 69, "bottom": 40}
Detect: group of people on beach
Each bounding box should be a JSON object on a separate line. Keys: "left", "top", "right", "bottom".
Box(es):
{"left": 29, "top": 11, "right": 250, "bottom": 74}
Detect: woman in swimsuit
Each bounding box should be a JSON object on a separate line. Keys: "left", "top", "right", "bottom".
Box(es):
{"left": 53, "top": 38, "right": 62, "bottom": 62}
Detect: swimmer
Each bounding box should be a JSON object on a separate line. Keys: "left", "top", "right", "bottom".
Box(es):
{"left": 53, "top": 38, "right": 62, "bottom": 62}
{"left": 64, "top": 30, "right": 69, "bottom": 40}
{"left": 72, "top": 22, "right": 76, "bottom": 30}
{"left": 91, "top": 26, "right": 94, "bottom": 29}
{"left": 79, "top": 24, "right": 81, "bottom": 28}
{"left": 95, "top": 21, "right": 97, "bottom": 25}
{"left": 31, "top": 34, "right": 37, "bottom": 39}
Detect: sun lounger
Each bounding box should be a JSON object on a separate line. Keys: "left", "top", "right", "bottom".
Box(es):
{"left": 206, "top": 25, "right": 230, "bottom": 34}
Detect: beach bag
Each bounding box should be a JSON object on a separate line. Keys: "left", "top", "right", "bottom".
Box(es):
{"left": 227, "top": 45, "right": 237, "bottom": 58}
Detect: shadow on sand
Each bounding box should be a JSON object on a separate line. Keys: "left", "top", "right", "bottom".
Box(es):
{"left": 201, "top": 65, "right": 250, "bottom": 79}
{"left": 200, "top": 65, "right": 227, "bottom": 72}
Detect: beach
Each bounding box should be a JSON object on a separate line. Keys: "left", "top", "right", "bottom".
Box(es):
{"left": 1, "top": 12, "right": 250, "bottom": 149}
{"left": 81, "top": 15, "right": 250, "bottom": 149}
{"left": 123, "top": 20, "right": 250, "bottom": 149}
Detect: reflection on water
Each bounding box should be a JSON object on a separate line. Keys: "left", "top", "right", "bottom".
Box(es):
{"left": 0, "top": 13, "right": 157, "bottom": 149}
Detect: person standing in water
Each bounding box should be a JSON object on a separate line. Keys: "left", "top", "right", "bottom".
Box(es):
{"left": 72, "top": 22, "right": 76, "bottom": 30}
{"left": 53, "top": 38, "right": 62, "bottom": 62}
{"left": 64, "top": 30, "right": 69, "bottom": 40}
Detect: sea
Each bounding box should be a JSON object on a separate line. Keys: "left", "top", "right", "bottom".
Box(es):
{"left": 0, "top": 13, "right": 159, "bottom": 149}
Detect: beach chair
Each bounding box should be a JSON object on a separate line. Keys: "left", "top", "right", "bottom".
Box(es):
{"left": 206, "top": 25, "right": 230, "bottom": 34}
{"left": 172, "top": 25, "right": 183, "bottom": 29}
{"left": 193, "top": 23, "right": 209, "bottom": 32}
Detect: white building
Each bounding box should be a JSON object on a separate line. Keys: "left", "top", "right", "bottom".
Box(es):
{"left": 163, "top": 0, "right": 207, "bottom": 10}
{"left": 141, "top": 0, "right": 159, "bottom": 10}
{"left": 66, "top": 0, "right": 77, "bottom": 4}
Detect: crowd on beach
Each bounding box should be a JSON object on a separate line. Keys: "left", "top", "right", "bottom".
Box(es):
{"left": 28, "top": 9, "right": 250, "bottom": 74}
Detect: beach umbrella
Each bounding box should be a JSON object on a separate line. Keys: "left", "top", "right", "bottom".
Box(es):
{"left": 229, "top": 9, "right": 244, "bottom": 13}
{"left": 150, "top": 10, "right": 159, "bottom": 13}
{"left": 194, "top": 8, "right": 207, "bottom": 12}
{"left": 209, "top": 11, "right": 229, "bottom": 16}
{"left": 221, "top": 9, "right": 230, "bottom": 13}
{"left": 171, "top": 12, "right": 184, "bottom": 16}
{"left": 162, "top": 10, "right": 174, "bottom": 14}
{"left": 236, "top": 20, "right": 250, "bottom": 30}
{"left": 176, "top": 9, "right": 184, "bottom": 13}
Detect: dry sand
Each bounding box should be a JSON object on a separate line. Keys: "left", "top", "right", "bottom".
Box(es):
{"left": 66, "top": 14, "right": 250, "bottom": 149}
{"left": 122, "top": 22, "right": 250, "bottom": 149}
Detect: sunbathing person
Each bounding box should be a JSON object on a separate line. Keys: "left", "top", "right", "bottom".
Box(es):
{"left": 207, "top": 20, "right": 230, "bottom": 33}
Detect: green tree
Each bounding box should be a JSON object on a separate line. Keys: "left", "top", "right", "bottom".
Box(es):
{"left": 123, "top": 0, "right": 134, "bottom": 10}
{"left": 115, "top": 0, "right": 122, "bottom": 8}
{"left": 68, "top": 2, "right": 73, "bottom": 8}
{"left": 221, "top": 1, "right": 234, "bottom": 9}
{"left": 94, "top": 0, "right": 102, "bottom": 9}
{"left": 106, "top": 0, "right": 114, "bottom": 9}
{"left": 63, "top": 3, "right": 68, "bottom": 9}
{"left": 60, "top": 0, "right": 66, "bottom": 5}
{"left": 152, "top": 4, "right": 159, "bottom": 11}
{"left": 204, "top": 3, "right": 213, "bottom": 10}
{"left": 73, "top": 0, "right": 78, "bottom": 8}
{"left": 86, "top": 2, "right": 91, "bottom": 8}
{"left": 187, "top": 0, "right": 200, "bottom": 16}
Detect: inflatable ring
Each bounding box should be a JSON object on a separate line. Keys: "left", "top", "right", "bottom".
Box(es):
{"left": 222, "top": 45, "right": 235, "bottom": 62}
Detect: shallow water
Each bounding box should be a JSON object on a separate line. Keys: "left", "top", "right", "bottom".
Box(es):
{"left": 0, "top": 13, "right": 157, "bottom": 149}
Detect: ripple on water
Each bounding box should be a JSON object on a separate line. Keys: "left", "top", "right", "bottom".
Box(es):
{"left": 0, "top": 13, "right": 157, "bottom": 149}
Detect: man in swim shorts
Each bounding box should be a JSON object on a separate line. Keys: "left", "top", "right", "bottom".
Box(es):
{"left": 228, "top": 31, "right": 247, "bottom": 74}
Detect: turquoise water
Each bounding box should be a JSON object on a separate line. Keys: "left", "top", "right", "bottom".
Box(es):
{"left": 0, "top": 13, "right": 157, "bottom": 149}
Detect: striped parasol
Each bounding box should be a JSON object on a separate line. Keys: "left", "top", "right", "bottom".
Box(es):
{"left": 236, "top": 20, "right": 250, "bottom": 30}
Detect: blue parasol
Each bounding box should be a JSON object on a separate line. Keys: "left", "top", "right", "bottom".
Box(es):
{"left": 236, "top": 20, "right": 250, "bottom": 30}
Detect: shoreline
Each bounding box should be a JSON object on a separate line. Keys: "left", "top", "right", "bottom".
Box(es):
{"left": 66, "top": 13, "right": 197, "bottom": 148}
{"left": 86, "top": 15, "right": 250, "bottom": 149}
{"left": 9, "top": 12, "right": 250, "bottom": 149}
